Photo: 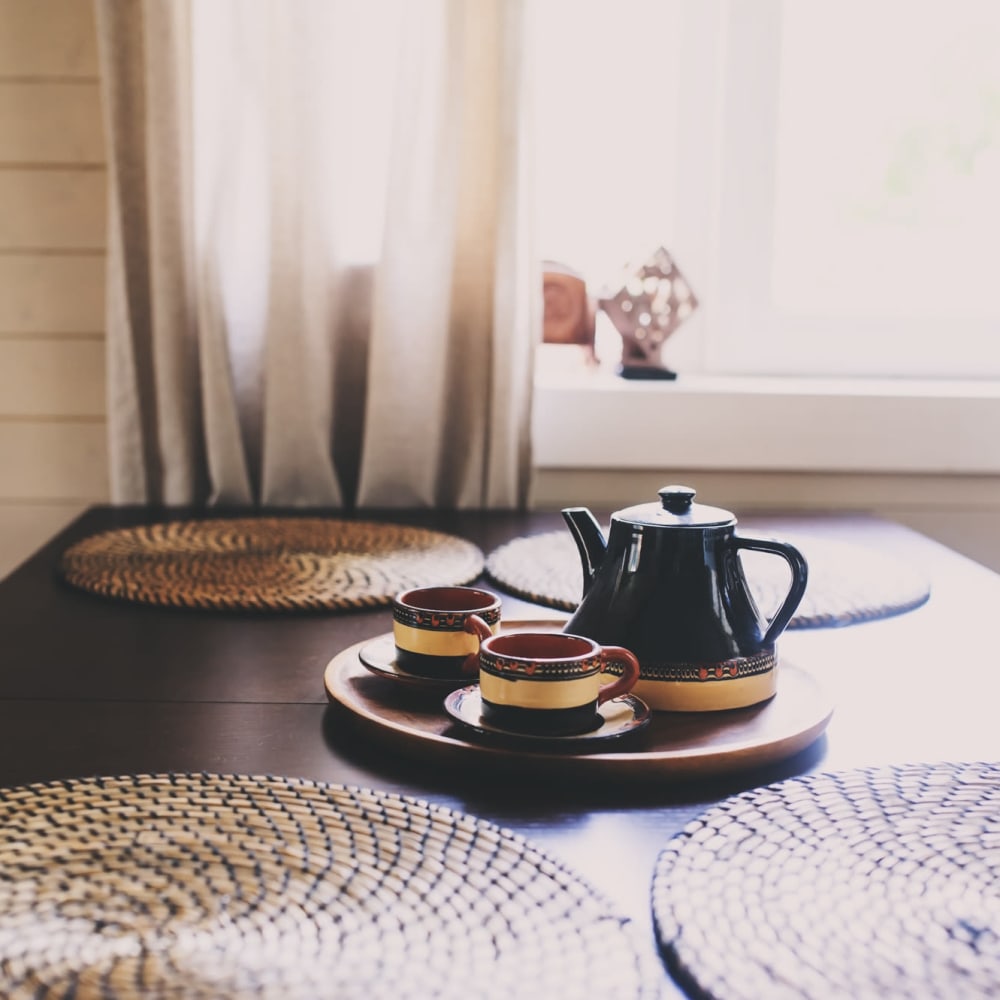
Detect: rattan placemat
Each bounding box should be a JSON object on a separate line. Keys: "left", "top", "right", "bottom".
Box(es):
{"left": 0, "top": 773, "right": 661, "bottom": 999}
{"left": 485, "top": 531, "right": 931, "bottom": 627}
{"left": 58, "top": 518, "right": 485, "bottom": 611}
{"left": 652, "top": 760, "right": 1000, "bottom": 999}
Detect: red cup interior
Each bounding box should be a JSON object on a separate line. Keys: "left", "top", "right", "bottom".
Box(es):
{"left": 396, "top": 587, "right": 498, "bottom": 613}
{"left": 481, "top": 632, "right": 597, "bottom": 661}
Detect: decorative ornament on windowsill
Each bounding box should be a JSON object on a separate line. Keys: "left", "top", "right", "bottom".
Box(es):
{"left": 598, "top": 246, "right": 699, "bottom": 380}
{"left": 542, "top": 261, "right": 599, "bottom": 366}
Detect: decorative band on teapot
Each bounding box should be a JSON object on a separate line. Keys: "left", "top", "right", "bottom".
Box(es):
{"left": 605, "top": 648, "right": 776, "bottom": 684}
{"left": 653, "top": 648, "right": 776, "bottom": 683}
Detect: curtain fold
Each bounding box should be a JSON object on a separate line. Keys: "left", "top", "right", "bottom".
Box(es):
{"left": 358, "top": 0, "right": 536, "bottom": 509}
{"left": 98, "top": 0, "right": 208, "bottom": 505}
{"left": 95, "top": 0, "right": 537, "bottom": 511}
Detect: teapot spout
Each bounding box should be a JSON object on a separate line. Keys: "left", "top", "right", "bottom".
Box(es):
{"left": 561, "top": 507, "right": 607, "bottom": 597}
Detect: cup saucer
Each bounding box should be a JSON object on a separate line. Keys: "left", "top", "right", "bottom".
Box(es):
{"left": 358, "top": 634, "right": 473, "bottom": 690}
{"left": 443, "top": 686, "right": 652, "bottom": 747}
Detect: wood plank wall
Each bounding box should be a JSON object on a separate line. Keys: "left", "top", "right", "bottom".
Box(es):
{"left": 0, "top": 0, "right": 108, "bottom": 579}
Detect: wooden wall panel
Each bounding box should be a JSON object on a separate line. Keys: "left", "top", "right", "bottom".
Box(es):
{"left": 0, "top": 254, "right": 104, "bottom": 334}
{"left": 0, "top": 421, "right": 108, "bottom": 500}
{"left": 0, "top": 82, "right": 103, "bottom": 163}
{"left": 0, "top": 169, "right": 105, "bottom": 250}
{"left": 0, "top": 0, "right": 107, "bottom": 579}
{"left": 0, "top": 502, "right": 87, "bottom": 579}
{"left": 0, "top": 339, "right": 105, "bottom": 416}
{"left": 0, "top": 0, "right": 99, "bottom": 78}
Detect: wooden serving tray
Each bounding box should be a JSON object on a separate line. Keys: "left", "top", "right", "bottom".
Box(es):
{"left": 323, "top": 621, "right": 834, "bottom": 782}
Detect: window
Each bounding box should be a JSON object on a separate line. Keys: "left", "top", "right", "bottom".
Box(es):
{"left": 531, "top": 0, "right": 1000, "bottom": 380}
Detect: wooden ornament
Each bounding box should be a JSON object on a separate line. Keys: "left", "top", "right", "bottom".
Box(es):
{"left": 542, "top": 261, "right": 598, "bottom": 364}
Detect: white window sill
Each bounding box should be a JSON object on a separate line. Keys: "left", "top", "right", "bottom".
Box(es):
{"left": 532, "top": 347, "right": 1000, "bottom": 475}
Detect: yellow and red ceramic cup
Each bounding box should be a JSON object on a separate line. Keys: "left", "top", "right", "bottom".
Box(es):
{"left": 392, "top": 586, "right": 502, "bottom": 678}
{"left": 476, "top": 631, "right": 640, "bottom": 736}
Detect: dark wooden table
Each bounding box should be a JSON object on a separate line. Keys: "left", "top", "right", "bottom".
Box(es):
{"left": 2, "top": 505, "right": 999, "bottom": 997}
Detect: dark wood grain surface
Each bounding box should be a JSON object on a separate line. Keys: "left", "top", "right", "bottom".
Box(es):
{"left": 2, "top": 505, "right": 999, "bottom": 997}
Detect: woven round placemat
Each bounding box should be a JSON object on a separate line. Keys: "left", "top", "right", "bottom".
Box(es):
{"left": 485, "top": 531, "right": 931, "bottom": 627}
{"left": 58, "top": 518, "right": 485, "bottom": 611}
{"left": 0, "top": 773, "right": 661, "bottom": 999}
{"left": 652, "top": 760, "right": 1000, "bottom": 1000}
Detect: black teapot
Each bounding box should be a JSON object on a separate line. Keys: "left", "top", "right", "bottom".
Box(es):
{"left": 562, "top": 485, "right": 808, "bottom": 711}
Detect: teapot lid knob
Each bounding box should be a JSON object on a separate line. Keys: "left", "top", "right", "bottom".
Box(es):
{"left": 658, "top": 485, "right": 696, "bottom": 514}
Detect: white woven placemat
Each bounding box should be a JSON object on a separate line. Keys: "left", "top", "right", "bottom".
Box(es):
{"left": 653, "top": 761, "right": 1000, "bottom": 999}
{"left": 486, "top": 531, "right": 931, "bottom": 628}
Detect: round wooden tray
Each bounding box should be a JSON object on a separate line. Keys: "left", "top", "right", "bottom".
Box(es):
{"left": 323, "top": 621, "right": 834, "bottom": 782}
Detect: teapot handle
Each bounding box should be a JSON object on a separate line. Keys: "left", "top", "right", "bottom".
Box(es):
{"left": 734, "top": 536, "right": 809, "bottom": 645}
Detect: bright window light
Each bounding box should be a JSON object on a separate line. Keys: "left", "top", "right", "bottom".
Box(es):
{"left": 530, "top": 0, "right": 682, "bottom": 292}
{"left": 533, "top": 0, "right": 1000, "bottom": 378}
{"left": 772, "top": 0, "right": 1000, "bottom": 320}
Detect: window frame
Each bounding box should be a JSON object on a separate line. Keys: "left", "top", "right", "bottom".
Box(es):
{"left": 531, "top": 0, "right": 1000, "bottom": 478}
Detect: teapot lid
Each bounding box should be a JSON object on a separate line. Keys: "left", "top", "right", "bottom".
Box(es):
{"left": 613, "top": 485, "right": 735, "bottom": 528}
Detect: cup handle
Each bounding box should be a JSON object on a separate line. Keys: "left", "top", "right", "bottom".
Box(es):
{"left": 460, "top": 614, "right": 493, "bottom": 676}
{"left": 597, "top": 646, "right": 640, "bottom": 704}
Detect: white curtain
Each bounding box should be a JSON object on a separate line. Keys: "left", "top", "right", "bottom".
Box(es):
{"left": 95, "top": 0, "right": 538, "bottom": 510}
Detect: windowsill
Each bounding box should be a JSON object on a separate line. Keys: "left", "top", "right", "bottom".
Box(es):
{"left": 532, "top": 347, "right": 1000, "bottom": 475}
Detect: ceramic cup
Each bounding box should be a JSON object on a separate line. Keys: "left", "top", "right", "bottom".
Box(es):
{"left": 393, "top": 586, "right": 502, "bottom": 678}
{"left": 476, "top": 631, "right": 641, "bottom": 736}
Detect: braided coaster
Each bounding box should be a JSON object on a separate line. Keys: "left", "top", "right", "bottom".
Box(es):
{"left": 58, "top": 518, "right": 484, "bottom": 612}
{"left": 0, "top": 773, "right": 661, "bottom": 999}
{"left": 652, "top": 761, "right": 1000, "bottom": 1000}
{"left": 485, "top": 531, "right": 930, "bottom": 628}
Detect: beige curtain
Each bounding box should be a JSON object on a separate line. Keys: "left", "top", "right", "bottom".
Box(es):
{"left": 95, "top": 0, "right": 537, "bottom": 510}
